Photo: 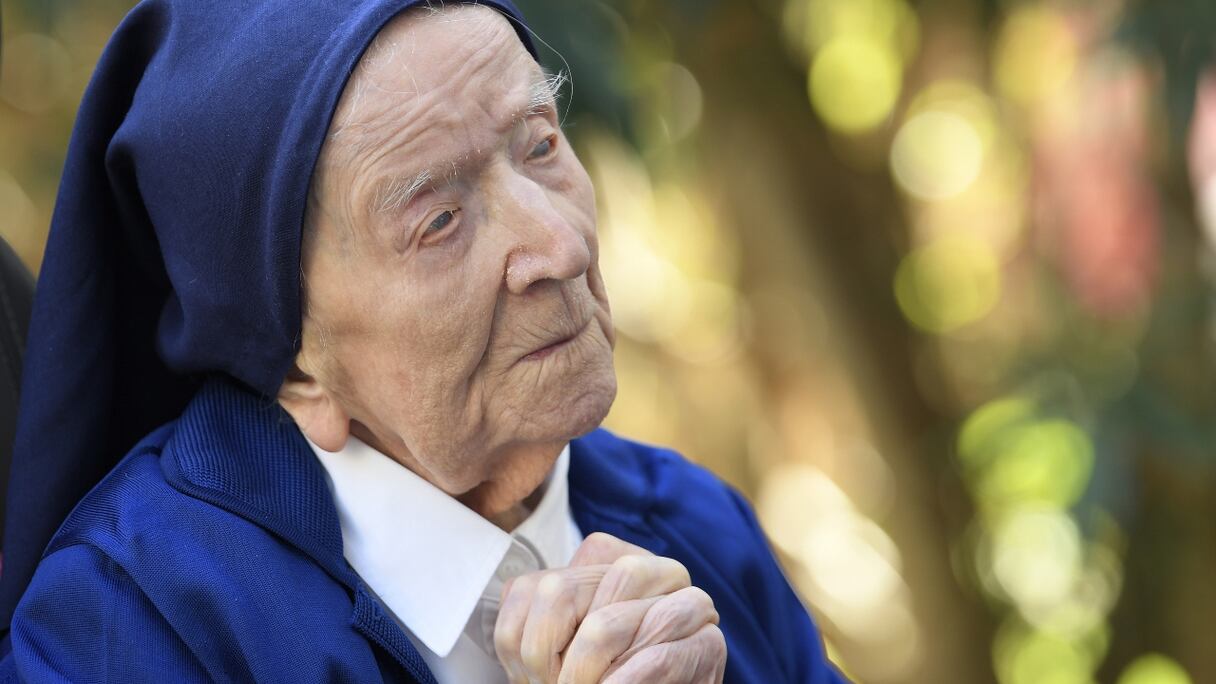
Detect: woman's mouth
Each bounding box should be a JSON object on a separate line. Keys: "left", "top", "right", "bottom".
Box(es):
{"left": 520, "top": 319, "right": 591, "bottom": 362}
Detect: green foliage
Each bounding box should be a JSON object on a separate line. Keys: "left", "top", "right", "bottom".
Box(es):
{"left": 513, "top": 0, "right": 637, "bottom": 144}
{"left": 1119, "top": 0, "right": 1216, "bottom": 146}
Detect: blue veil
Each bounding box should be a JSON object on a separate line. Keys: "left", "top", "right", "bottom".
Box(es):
{"left": 0, "top": 0, "right": 537, "bottom": 633}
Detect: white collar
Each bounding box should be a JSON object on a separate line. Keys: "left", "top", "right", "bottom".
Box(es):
{"left": 309, "top": 435, "right": 575, "bottom": 658}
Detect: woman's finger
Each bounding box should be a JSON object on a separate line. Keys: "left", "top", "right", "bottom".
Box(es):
{"left": 600, "top": 623, "right": 728, "bottom": 684}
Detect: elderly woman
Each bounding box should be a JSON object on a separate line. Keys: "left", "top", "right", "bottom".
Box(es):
{"left": 0, "top": 1, "right": 846, "bottom": 682}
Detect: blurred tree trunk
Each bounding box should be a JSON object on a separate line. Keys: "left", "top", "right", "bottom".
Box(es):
{"left": 665, "top": 4, "right": 997, "bottom": 682}
{"left": 1100, "top": 165, "right": 1216, "bottom": 683}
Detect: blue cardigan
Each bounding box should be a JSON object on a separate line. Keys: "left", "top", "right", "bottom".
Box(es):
{"left": 2, "top": 379, "right": 847, "bottom": 683}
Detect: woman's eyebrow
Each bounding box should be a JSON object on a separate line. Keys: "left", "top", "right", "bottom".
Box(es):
{"left": 370, "top": 169, "right": 435, "bottom": 216}
{"left": 525, "top": 69, "right": 567, "bottom": 117}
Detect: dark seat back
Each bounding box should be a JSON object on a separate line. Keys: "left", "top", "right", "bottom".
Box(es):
{"left": 0, "top": 0, "right": 37, "bottom": 547}
{"left": 0, "top": 238, "right": 34, "bottom": 545}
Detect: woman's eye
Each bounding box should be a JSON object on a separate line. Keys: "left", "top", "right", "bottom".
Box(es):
{"left": 424, "top": 209, "right": 456, "bottom": 236}
{"left": 528, "top": 136, "right": 555, "bottom": 160}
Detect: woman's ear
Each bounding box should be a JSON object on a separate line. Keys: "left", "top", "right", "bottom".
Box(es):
{"left": 276, "top": 362, "right": 351, "bottom": 452}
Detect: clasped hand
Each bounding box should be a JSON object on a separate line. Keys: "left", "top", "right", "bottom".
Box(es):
{"left": 493, "top": 532, "right": 727, "bottom": 683}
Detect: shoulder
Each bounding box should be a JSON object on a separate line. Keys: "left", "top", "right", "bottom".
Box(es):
{"left": 31, "top": 420, "right": 315, "bottom": 623}
{"left": 46, "top": 422, "right": 264, "bottom": 569}
{"left": 45, "top": 378, "right": 343, "bottom": 582}
{"left": 570, "top": 428, "right": 752, "bottom": 528}
{"left": 9, "top": 541, "right": 210, "bottom": 681}
{"left": 50, "top": 422, "right": 188, "bottom": 559}
{"left": 12, "top": 408, "right": 375, "bottom": 681}
{"left": 8, "top": 425, "right": 220, "bottom": 679}
{"left": 569, "top": 429, "right": 764, "bottom": 578}
{"left": 38, "top": 410, "right": 343, "bottom": 601}
{"left": 571, "top": 429, "right": 849, "bottom": 683}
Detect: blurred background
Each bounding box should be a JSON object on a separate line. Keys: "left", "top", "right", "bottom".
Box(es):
{"left": 2, "top": 0, "right": 1215, "bottom": 681}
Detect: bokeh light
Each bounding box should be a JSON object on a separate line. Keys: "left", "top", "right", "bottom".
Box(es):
{"left": 1118, "top": 654, "right": 1195, "bottom": 684}
{"left": 639, "top": 61, "right": 704, "bottom": 144}
{"left": 757, "top": 461, "right": 922, "bottom": 678}
{"left": 894, "top": 236, "right": 1001, "bottom": 333}
{"left": 809, "top": 37, "right": 902, "bottom": 135}
{"left": 973, "top": 418, "right": 1094, "bottom": 510}
{"left": 0, "top": 171, "right": 38, "bottom": 248}
{"left": 989, "top": 507, "right": 1082, "bottom": 609}
{"left": 802, "top": 0, "right": 917, "bottom": 56}
{"left": 798, "top": 508, "right": 904, "bottom": 616}
{"left": 890, "top": 110, "right": 985, "bottom": 200}
{"left": 0, "top": 33, "right": 74, "bottom": 114}
{"left": 994, "top": 618, "right": 1100, "bottom": 684}
{"left": 993, "top": 5, "right": 1078, "bottom": 108}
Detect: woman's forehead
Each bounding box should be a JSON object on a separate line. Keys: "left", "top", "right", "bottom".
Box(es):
{"left": 327, "top": 6, "right": 535, "bottom": 149}
{"left": 346, "top": 5, "right": 521, "bottom": 102}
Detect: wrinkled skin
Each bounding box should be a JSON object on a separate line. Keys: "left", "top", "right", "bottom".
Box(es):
{"left": 278, "top": 6, "right": 616, "bottom": 526}
{"left": 276, "top": 6, "right": 725, "bottom": 681}
{"left": 495, "top": 533, "right": 727, "bottom": 684}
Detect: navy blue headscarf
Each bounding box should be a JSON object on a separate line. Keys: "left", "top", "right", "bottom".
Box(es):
{"left": 0, "top": 0, "right": 537, "bottom": 632}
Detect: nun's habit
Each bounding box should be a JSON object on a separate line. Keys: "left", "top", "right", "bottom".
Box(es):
{"left": 0, "top": 0, "right": 846, "bottom": 681}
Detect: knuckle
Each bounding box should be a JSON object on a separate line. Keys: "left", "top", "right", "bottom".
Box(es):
{"left": 646, "top": 587, "right": 715, "bottom": 629}
{"left": 519, "top": 638, "right": 549, "bottom": 675}
{"left": 579, "top": 608, "right": 622, "bottom": 648}
{"left": 642, "top": 554, "right": 686, "bottom": 580}
{"left": 516, "top": 572, "right": 541, "bottom": 592}
{"left": 609, "top": 554, "right": 648, "bottom": 580}
{"left": 503, "top": 573, "right": 538, "bottom": 603}
{"left": 583, "top": 532, "right": 619, "bottom": 552}
{"left": 683, "top": 585, "right": 714, "bottom": 609}
{"left": 666, "top": 558, "right": 692, "bottom": 588}
{"left": 535, "top": 571, "right": 567, "bottom": 601}
{"left": 494, "top": 620, "right": 522, "bottom": 653}
{"left": 611, "top": 553, "right": 642, "bottom": 569}
{"left": 702, "top": 624, "right": 728, "bottom": 660}
{"left": 578, "top": 611, "right": 610, "bottom": 645}
{"left": 584, "top": 531, "right": 614, "bottom": 545}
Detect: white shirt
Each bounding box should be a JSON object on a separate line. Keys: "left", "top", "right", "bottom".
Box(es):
{"left": 309, "top": 436, "right": 584, "bottom": 683}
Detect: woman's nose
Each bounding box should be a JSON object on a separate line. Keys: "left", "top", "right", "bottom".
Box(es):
{"left": 498, "top": 175, "right": 591, "bottom": 294}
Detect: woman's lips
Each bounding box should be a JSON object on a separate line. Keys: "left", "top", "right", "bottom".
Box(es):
{"left": 521, "top": 319, "right": 590, "bottom": 362}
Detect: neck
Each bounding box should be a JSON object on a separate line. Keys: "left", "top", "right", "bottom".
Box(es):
{"left": 482, "top": 472, "right": 548, "bottom": 531}
{"left": 348, "top": 420, "right": 561, "bottom": 532}
{"left": 485, "top": 503, "right": 529, "bottom": 532}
